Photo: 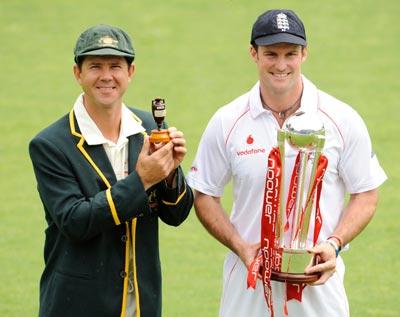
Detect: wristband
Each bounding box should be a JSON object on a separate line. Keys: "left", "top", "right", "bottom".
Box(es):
{"left": 326, "top": 238, "right": 341, "bottom": 257}
{"left": 328, "top": 235, "right": 343, "bottom": 251}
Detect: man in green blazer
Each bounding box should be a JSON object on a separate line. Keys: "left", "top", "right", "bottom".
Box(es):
{"left": 29, "top": 24, "right": 193, "bottom": 317}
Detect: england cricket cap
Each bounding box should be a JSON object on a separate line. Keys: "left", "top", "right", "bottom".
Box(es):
{"left": 74, "top": 24, "right": 135, "bottom": 63}
{"left": 251, "top": 10, "right": 306, "bottom": 46}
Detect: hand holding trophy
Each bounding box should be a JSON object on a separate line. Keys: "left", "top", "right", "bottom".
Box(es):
{"left": 149, "top": 98, "right": 171, "bottom": 144}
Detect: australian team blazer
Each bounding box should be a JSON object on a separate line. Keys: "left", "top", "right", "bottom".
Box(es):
{"left": 29, "top": 107, "right": 193, "bottom": 317}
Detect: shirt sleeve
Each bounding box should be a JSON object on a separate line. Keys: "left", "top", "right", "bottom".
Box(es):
{"left": 187, "top": 110, "right": 232, "bottom": 197}
{"left": 338, "top": 110, "right": 387, "bottom": 193}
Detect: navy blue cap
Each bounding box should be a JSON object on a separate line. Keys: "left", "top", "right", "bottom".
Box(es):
{"left": 251, "top": 10, "right": 306, "bottom": 46}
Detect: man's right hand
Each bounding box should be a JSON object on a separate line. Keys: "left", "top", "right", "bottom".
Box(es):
{"left": 237, "top": 241, "right": 261, "bottom": 270}
{"left": 136, "top": 136, "right": 175, "bottom": 190}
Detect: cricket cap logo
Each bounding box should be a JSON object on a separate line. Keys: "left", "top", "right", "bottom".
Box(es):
{"left": 276, "top": 13, "right": 290, "bottom": 32}
{"left": 99, "top": 35, "right": 118, "bottom": 48}
{"left": 98, "top": 35, "right": 119, "bottom": 48}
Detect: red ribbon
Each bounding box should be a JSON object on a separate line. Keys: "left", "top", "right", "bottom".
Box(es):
{"left": 310, "top": 155, "right": 328, "bottom": 245}
{"left": 247, "top": 147, "right": 328, "bottom": 316}
{"left": 247, "top": 147, "right": 281, "bottom": 317}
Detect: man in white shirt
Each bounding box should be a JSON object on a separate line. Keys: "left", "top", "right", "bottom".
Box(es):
{"left": 187, "top": 9, "right": 386, "bottom": 317}
{"left": 29, "top": 24, "right": 193, "bottom": 317}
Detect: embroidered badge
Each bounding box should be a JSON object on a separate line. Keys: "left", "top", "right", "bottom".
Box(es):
{"left": 98, "top": 36, "right": 119, "bottom": 48}
{"left": 276, "top": 13, "right": 290, "bottom": 32}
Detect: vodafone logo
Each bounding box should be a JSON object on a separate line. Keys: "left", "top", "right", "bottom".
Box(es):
{"left": 190, "top": 166, "right": 198, "bottom": 172}
{"left": 237, "top": 134, "right": 265, "bottom": 156}
{"left": 237, "top": 148, "right": 265, "bottom": 156}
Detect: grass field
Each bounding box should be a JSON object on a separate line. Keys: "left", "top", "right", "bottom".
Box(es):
{"left": 0, "top": 0, "right": 399, "bottom": 316}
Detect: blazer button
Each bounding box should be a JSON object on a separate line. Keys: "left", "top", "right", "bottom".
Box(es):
{"left": 121, "top": 235, "right": 127, "bottom": 242}
{"left": 120, "top": 271, "right": 127, "bottom": 278}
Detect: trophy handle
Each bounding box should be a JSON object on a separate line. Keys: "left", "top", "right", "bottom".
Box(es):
{"left": 298, "top": 135, "right": 325, "bottom": 245}
{"left": 276, "top": 130, "right": 286, "bottom": 246}
{"left": 290, "top": 150, "right": 309, "bottom": 249}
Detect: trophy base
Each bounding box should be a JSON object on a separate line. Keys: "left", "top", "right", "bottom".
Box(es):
{"left": 149, "top": 130, "right": 170, "bottom": 143}
{"left": 271, "top": 271, "right": 319, "bottom": 284}
{"left": 271, "top": 247, "right": 320, "bottom": 284}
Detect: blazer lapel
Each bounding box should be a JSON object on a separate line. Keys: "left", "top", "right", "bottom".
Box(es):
{"left": 82, "top": 143, "right": 117, "bottom": 185}
{"left": 128, "top": 133, "right": 145, "bottom": 173}
{"left": 69, "top": 110, "right": 117, "bottom": 187}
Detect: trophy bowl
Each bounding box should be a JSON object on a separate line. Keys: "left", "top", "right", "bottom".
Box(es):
{"left": 285, "top": 111, "right": 325, "bottom": 150}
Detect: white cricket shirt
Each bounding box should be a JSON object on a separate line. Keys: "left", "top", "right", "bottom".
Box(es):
{"left": 187, "top": 76, "right": 387, "bottom": 317}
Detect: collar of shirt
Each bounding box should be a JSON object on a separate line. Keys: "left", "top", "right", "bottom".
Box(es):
{"left": 73, "top": 93, "right": 145, "bottom": 146}
{"left": 248, "top": 75, "right": 319, "bottom": 119}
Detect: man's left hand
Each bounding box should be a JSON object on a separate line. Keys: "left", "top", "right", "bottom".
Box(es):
{"left": 167, "top": 127, "right": 187, "bottom": 169}
{"left": 151, "top": 127, "right": 187, "bottom": 187}
{"left": 304, "top": 242, "right": 337, "bottom": 285}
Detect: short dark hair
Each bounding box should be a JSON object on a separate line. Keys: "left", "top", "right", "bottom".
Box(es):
{"left": 75, "top": 56, "right": 134, "bottom": 70}
{"left": 251, "top": 43, "right": 306, "bottom": 51}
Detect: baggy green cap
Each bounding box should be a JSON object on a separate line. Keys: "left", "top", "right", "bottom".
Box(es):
{"left": 74, "top": 24, "right": 135, "bottom": 63}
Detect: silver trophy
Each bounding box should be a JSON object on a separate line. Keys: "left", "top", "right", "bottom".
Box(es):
{"left": 271, "top": 111, "right": 326, "bottom": 283}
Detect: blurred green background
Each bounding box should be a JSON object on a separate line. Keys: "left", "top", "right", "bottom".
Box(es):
{"left": 0, "top": 0, "right": 399, "bottom": 316}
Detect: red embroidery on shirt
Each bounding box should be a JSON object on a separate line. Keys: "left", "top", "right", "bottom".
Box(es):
{"left": 236, "top": 148, "right": 265, "bottom": 156}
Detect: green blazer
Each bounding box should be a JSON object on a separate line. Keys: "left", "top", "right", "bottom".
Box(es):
{"left": 29, "top": 107, "right": 193, "bottom": 317}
